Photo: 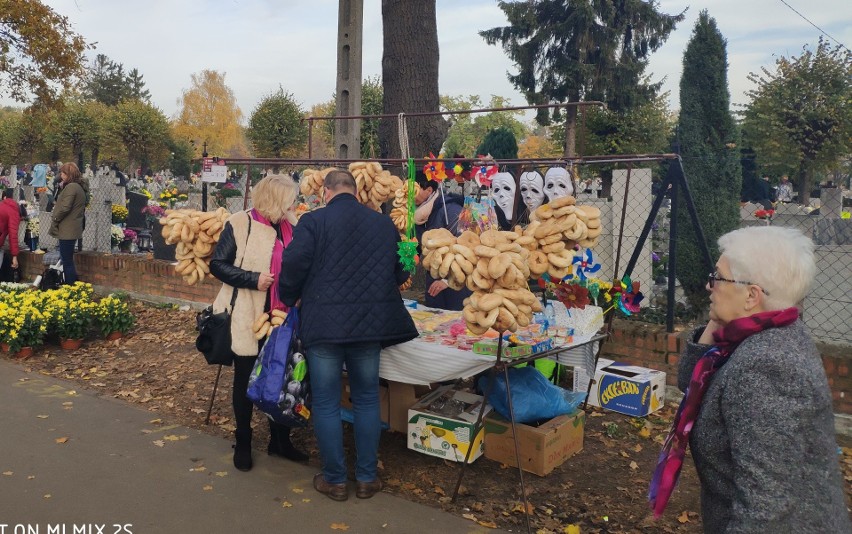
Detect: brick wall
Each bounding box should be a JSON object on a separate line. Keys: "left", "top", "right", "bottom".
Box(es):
{"left": 19, "top": 251, "right": 220, "bottom": 305}
{"left": 17, "top": 251, "right": 851, "bottom": 415}
{"left": 600, "top": 320, "right": 851, "bottom": 415}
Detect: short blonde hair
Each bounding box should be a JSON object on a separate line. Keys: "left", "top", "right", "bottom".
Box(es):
{"left": 251, "top": 174, "right": 299, "bottom": 225}
{"left": 718, "top": 226, "right": 816, "bottom": 310}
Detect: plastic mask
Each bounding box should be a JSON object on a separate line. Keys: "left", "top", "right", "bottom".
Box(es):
{"left": 519, "top": 171, "right": 545, "bottom": 212}
{"left": 544, "top": 167, "right": 574, "bottom": 201}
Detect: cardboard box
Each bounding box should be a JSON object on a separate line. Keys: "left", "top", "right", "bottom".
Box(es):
{"left": 574, "top": 359, "right": 665, "bottom": 417}
{"left": 484, "top": 411, "right": 585, "bottom": 476}
{"left": 407, "top": 385, "right": 492, "bottom": 463}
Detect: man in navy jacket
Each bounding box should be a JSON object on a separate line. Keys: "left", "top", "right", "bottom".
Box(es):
{"left": 280, "top": 170, "right": 417, "bottom": 502}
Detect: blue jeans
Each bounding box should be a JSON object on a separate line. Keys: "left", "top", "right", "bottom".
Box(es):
{"left": 58, "top": 239, "right": 77, "bottom": 284}
{"left": 307, "top": 342, "right": 382, "bottom": 484}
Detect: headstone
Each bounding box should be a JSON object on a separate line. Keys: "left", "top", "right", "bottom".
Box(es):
{"left": 82, "top": 201, "right": 112, "bottom": 252}
{"left": 38, "top": 211, "right": 57, "bottom": 250}
{"left": 819, "top": 186, "right": 842, "bottom": 219}
{"left": 608, "top": 168, "right": 652, "bottom": 306}
{"left": 126, "top": 191, "right": 149, "bottom": 228}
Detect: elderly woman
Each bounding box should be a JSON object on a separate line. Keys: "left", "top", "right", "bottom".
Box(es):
{"left": 209, "top": 174, "right": 307, "bottom": 472}
{"left": 649, "top": 226, "right": 850, "bottom": 532}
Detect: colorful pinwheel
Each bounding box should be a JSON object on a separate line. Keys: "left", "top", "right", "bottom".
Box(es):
{"left": 423, "top": 153, "right": 447, "bottom": 182}
{"left": 553, "top": 282, "right": 591, "bottom": 310}
{"left": 572, "top": 248, "right": 602, "bottom": 281}
{"left": 616, "top": 278, "right": 644, "bottom": 315}
{"left": 473, "top": 155, "right": 497, "bottom": 187}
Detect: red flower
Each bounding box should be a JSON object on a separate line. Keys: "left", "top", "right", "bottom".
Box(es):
{"left": 554, "top": 282, "right": 591, "bottom": 310}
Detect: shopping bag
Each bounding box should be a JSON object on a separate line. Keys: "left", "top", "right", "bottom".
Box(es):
{"left": 479, "top": 366, "right": 584, "bottom": 424}
{"left": 246, "top": 308, "right": 311, "bottom": 427}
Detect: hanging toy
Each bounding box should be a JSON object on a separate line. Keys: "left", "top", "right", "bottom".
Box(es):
{"left": 572, "top": 248, "right": 602, "bottom": 282}
{"left": 397, "top": 157, "right": 419, "bottom": 273}
{"left": 423, "top": 153, "right": 447, "bottom": 182}
{"left": 473, "top": 155, "right": 497, "bottom": 187}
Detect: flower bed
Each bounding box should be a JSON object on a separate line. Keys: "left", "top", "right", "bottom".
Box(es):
{"left": 0, "top": 282, "right": 135, "bottom": 353}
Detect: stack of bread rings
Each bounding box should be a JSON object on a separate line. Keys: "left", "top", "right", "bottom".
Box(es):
{"left": 528, "top": 195, "right": 603, "bottom": 252}
{"left": 348, "top": 161, "right": 405, "bottom": 211}
{"left": 421, "top": 228, "right": 543, "bottom": 334}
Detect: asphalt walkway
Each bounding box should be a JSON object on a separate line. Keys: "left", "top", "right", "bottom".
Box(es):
{"left": 0, "top": 359, "right": 498, "bottom": 533}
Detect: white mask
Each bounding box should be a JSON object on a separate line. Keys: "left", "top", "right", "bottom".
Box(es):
{"left": 544, "top": 167, "right": 574, "bottom": 201}
{"left": 519, "top": 171, "right": 545, "bottom": 212}
{"left": 491, "top": 172, "right": 516, "bottom": 220}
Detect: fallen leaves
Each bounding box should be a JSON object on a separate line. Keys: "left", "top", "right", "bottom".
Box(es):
{"left": 36, "top": 414, "right": 49, "bottom": 419}
{"left": 202, "top": 485, "right": 213, "bottom": 491}
{"left": 55, "top": 437, "right": 69, "bottom": 444}
{"left": 330, "top": 524, "right": 349, "bottom": 531}
{"left": 2, "top": 471, "right": 12, "bottom": 476}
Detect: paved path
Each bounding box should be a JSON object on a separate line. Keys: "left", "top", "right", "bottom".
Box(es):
{"left": 0, "top": 360, "right": 499, "bottom": 533}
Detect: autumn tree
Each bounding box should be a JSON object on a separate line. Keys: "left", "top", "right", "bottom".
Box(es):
{"left": 518, "top": 133, "right": 561, "bottom": 160}
{"left": 379, "top": 0, "right": 447, "bottom": 162}
{"left": 173, "top": 70, "right": 246, "bottom": 158}
{"left": 105, "top": 100, "right": 170, "bottom": 173}
{"left": 741, "top": 38, "right": 852, "bottom": 204}
{"left": 0, "top": 0, "right": 89, "bottom": 104}
{"left": 676, "top": 11, "right": 741, "bottom": 310}
{"left": 481, "top": 0, "right": 683, "bottom": 156}
{"left": 441, "top": 95, "right": 528, "bottom": 158}
{"left": 246, "top": 88, "right": 307, "bottom": 159}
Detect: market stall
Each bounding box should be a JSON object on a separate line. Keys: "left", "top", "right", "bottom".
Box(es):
{"left": 380, "top": 303, "right": 599, "bottom": 385}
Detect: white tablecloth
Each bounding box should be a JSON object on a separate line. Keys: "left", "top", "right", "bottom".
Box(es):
{"left": 379, "top": 334, "right": 598, "bottom": 385}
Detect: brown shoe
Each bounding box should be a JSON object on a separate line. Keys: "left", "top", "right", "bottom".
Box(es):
{"left": 313, "top": 473, "right": 348, "bottom": 501}
{"left": 355, "top": 478, "right": 383, "bottom": 499}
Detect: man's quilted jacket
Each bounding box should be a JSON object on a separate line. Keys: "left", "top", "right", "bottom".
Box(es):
{"left": 280, "top": 193, "right": 418, "bottom": 348}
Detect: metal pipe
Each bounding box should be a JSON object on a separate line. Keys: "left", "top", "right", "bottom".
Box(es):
{"left": 306, "top": 101, "right": 606, "bottom": 122}
{"left": 213, "top": 154, "right": 678, "bottom": 167}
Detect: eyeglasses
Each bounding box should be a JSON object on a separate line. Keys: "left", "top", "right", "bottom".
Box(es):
{"left": 708, "top": 272, "right": 770, "bottom": 296}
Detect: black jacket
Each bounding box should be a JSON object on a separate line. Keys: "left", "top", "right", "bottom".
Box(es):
{"left": 280, "top": 193, "right": 418, "bottom": 348}
{"left": 209, "top": 222, "right": 260, "bottom": 289}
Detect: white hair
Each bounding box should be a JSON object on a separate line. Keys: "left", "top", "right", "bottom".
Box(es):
{"left": 718, "top": 226, "right": 816, "bottom": 310}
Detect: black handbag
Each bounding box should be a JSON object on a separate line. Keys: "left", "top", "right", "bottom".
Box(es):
{"left": 195, "top": 215, "right": 252, "bottom": 366}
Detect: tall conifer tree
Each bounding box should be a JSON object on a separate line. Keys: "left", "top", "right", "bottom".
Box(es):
{"left": 676, "top": 11, "right": 741, "bottom": 310}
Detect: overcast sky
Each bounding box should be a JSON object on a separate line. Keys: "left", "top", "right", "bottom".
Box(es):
{"left": 8, "top": 0, "right": 852, "bottom": 122}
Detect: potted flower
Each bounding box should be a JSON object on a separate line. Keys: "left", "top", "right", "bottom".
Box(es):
{"left": 120, "top": 228, "right": 138, "bottom": 253}
{"left": 53, "top": 300, "right": 94, "bottom": 350}
{"left": 141, "top": 203, "right": 166, "bottom": 228}
{"left": 111, "top": 204, "right": 129, "bottom": 224}
{"left": 26, "top": 217, "right": 40, "bottom": 251}
{"left": 94, "top": 295, "right": 135, "bottom": 339}
{"left": 111, "top": 225, "right": 125, "bottom": 250}
{"left": 7, "top": 304, "right": 47, "bottom": 357}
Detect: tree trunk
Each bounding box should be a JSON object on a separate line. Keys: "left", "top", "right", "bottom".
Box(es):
{"left": 379, "top": 0, "right": 447, "bottom": 171}
{"left": 563, "top": 105, "right": 577, "bottom": 158}
{"left": 797, "top": 161, "right": 811, "bottom": 206}
{"left": 90, "top": 147, "right": 99, "bottom": 171}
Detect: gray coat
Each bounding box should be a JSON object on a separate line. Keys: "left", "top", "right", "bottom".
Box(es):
{"left": 679, "top": 321, "right": 850, "bottom": 533}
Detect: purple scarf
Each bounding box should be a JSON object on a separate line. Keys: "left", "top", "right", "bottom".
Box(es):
{"left": 250, "top": 209, "right": 292, "bottom": 312}
{"left": 648, "top": 307, "right": 799, "bottom": 518}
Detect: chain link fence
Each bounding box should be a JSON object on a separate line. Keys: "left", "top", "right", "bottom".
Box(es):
{"left": 17, "top": 164, "right": 850, "bottom": 346}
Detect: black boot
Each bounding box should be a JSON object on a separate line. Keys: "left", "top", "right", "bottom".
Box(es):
{"left": 233, "top": 428, "right": 253, "bottom": 471}
{"left": 268, "top": 423, "right": 309, "bottom": 462}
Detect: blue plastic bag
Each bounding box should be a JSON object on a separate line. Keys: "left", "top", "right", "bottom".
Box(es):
{"left": 247, "top": 308, "right": 311, "bottom": 427}
{"left": 478, "top": 366, "right": 584, "bottom": 424}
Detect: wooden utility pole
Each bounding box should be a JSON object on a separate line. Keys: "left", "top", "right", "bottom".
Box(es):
{"left": 334, "top": 0, "right": 364, "bottom": 159}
